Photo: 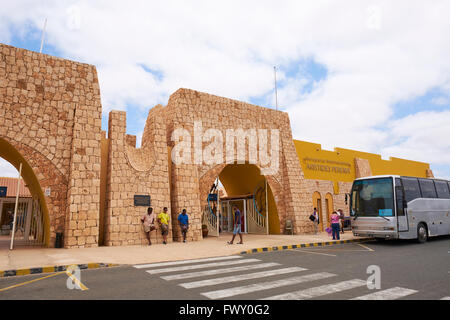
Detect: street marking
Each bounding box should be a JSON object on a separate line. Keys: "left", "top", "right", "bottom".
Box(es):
{"left": 440, "top": 297, "right": 450, "bottom": 300}
{"left": 356, "top": 243, "right": 374, "bottom": 252}
{"left": 351, "top": 287, "right": 417, "bottom": 300}
{"left": 0, "top": 271, "right": 65, "bottom": 292}
{"left": 261, "top": 279, "right": 367, "bottom": 300}
{"left": 134, "top": 255, "right": 243, "bottom": 269}
{"left": 201, "top": 272, "right": 336, "bottom": 299}
{"left": 293, "top": 249, "right": 337, "bottom": 257}
{"left": 180, "top": 267, "right": 307, "bottom": 289}
{"left": 146, "top": 258, "right": 261, "bottom": 274}
{"left": 161, "top": 262, "right": 281, "bottom": 281}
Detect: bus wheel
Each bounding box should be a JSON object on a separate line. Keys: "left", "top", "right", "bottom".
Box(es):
{"left": 417, "top": 223, "right": 428, "bottom": 243}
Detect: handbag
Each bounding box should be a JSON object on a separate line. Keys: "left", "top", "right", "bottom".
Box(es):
{"left": 309, "top": 214, "right": 315, "bottom": 222}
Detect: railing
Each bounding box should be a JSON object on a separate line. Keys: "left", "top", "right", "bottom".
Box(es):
{"left": 10, "top": 198, "right": 45, "bottom": 246}
{"left": 202, "top": 197, "right": 218, "bottom": 237}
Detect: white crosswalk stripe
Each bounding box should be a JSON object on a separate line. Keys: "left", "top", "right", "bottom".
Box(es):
{"left": 261, "top": 279, "right": 367, "bottom": 300}
{"left": 180, "top": 267, "right": 308, "bottom": 289}
{"left": 161, "top": 262, "right": 282, "bottom": 281}
{"left": 137, "top": 257, "right": 424, "bottom": 300}
{"left": 134, "top": 255, "right": 243, "bottom": 269}
{"left": 440, "top": 297, "right": 450, "bottom": 300}
{"left": 351, "top": 287, "right": 418, "bottom": 300}
{"left": 201, "top": 272, "right": 336, "bottom": 300}
{"left": 146, "top": 258, "right": 261, "bottom": 274}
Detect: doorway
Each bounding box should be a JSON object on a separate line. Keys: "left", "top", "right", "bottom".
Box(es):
{"left": 312, "top": 192, "right": 323, "bottom": 231}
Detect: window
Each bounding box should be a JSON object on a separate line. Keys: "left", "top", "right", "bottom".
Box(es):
{"left": 435, "top": 180, "right": 450, "bottom": 199}
{"left": 418, "top": 179, "right": 437, "bottom": 198}
{"left": 401, "top": 178, "right": 421, "bottom": 203}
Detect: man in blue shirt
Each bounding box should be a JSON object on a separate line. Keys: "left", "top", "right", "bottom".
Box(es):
{"left": 178, "top": 209, "right": 189, "bottom": 243}
{"left": 227, "top": 206, "right": 243, "bottom": 245}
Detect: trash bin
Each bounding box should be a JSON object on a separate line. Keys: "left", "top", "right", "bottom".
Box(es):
{"left": 55, "top": 232, "right": 63, "bottom": 248}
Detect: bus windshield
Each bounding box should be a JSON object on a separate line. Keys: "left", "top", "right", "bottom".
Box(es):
{"left": 351, "top": 177, "right": 394, "bottom": 217}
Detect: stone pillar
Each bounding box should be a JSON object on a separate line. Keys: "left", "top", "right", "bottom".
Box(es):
{"left": 64, "top": 66, "right": 102, "bottom": 248}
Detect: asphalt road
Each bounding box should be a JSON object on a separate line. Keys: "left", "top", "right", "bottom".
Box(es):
{"left": 0, "top": 236, "right": 449, "bottom": 301}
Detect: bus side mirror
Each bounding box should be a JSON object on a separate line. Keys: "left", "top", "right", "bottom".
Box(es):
{"left": 403, "top": 200, "right": 407, "bottom": 209}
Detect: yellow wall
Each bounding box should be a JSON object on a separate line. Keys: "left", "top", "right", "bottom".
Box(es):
{"left": 219, "top": 164, "right": 280, "bottom": 234}
{"left": 0, "top": 138, "right": 50, "bottom": 246}
{"left": 294, "top": 140, "right": 430, "bottom": 192}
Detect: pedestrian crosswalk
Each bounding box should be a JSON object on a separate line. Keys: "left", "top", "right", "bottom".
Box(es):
{"left": 133, "top": 255, "right": 441, "bottom": 300}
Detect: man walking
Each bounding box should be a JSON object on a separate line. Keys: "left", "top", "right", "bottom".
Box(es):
{"left": 141, "top": 207, "right": 156, "bottom": 245}
{"left": 158, "top": 207, "right": 170, "bottom": 245}
{"left": 227, "top": 206, "right": 243, "bottom": 245}
{"left": 178, "top": 209, "right": 189, "bottom": 243}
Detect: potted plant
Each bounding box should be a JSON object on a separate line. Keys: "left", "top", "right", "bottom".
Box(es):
{"left": 202, "top": 224, "right": 208, "bottom": 237}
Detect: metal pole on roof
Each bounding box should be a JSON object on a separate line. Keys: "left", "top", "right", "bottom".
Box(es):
{"left": 274, "top": 66, "right": 279, "bottom": 111}
{"left": 10, "top": 163, "right": 22, "bottom": 250}
{"left": 39, "top": 18, "right": 47, "bottom": 54}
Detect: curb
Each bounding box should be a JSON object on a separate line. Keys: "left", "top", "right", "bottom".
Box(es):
{"left": 0, "top": 263, "right": 120, "bottom": 278}
{"left": 239, "top": 238, "right": 371, "bottom": 255}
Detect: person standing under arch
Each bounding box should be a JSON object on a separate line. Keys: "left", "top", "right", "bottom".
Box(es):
{"left": 227, "top": 206, "right": 243, "bottom": 245}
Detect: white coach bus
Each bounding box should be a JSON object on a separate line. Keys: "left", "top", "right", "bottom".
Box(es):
{"left": 350, "top": 175, "right": 450, "bottom": 243}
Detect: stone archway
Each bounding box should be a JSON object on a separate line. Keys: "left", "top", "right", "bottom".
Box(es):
{"left": 198, "top": 163, "right": 284, "bottom": 234}
{"left": 0, "top": 137, "right": 62, "bottom": 246}
{"left": 312, "top": 191, "right": 323, "bottom": 231}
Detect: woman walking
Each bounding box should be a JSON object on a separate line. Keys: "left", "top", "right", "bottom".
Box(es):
{"left": 330, "top": 211, "right": 341, "bottom": 240}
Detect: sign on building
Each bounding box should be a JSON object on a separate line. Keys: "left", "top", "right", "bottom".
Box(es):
{"left": 134, "top": 195, "right": 151, "bottom": 207}
{"left": 0, "top": 187, "right": 6, "bottom": 197}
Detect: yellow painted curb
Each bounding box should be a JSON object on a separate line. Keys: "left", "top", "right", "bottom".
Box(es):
{"left": 0, "top": 263, "right": 119, "bottom": 278}
{"left": 239, "top": 238, "right": 370, "bottom": 255}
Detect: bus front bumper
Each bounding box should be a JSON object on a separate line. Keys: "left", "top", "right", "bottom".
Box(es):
{"left": 352, "top": 229, "right": 398, "bottom": 239}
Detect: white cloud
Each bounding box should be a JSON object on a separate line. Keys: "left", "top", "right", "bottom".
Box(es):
{"left": 381, "top": 111, "right": 450, "bottom": 165}
{"left": 0, "top": 158, "right": 19, "bottom": 178}
{"left": 0, "top": 0, "right": 449, "bottom": 175}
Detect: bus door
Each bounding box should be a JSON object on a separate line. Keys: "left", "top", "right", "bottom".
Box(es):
{"left": 395, "top": 179, "right": 409, "bottom": 232}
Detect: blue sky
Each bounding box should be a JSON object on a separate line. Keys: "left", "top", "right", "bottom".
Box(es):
{"left": 0, "top": 1, "right": 449, "bottom": 179}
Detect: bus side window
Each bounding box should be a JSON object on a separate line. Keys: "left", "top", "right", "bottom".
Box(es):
{"left": 401, "top": 178, "right": 421, "bottom": 202}
{"left": 395, "top": 186, "right": 405, "bottom": 216}
{"left": 418, "top": 179, "right": 437, "bottom": 198}
{"left": 435, "top": 180, "right": 450, "bottom": 199}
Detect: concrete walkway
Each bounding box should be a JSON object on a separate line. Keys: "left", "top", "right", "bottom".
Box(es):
{"left": 0, "top": 232, "right": 365, "bottom": 272}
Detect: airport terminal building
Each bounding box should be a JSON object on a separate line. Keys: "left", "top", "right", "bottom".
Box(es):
{"left": 0, "top": 43, "right": 432, "bottom": 248}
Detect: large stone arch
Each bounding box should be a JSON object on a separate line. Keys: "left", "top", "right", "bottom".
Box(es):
{"left": 0, "top": 137, "right": 68, "bottom": 246}
{"left": 0, "top": 43, "right": 103, "bottom": 248}
{"left": 166, "top": 88, "right": 313, "bottom": 239}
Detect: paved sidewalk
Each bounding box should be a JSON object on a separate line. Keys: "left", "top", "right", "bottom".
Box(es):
{"left": 0, "top": 232, "right": 365, "bottom": 274}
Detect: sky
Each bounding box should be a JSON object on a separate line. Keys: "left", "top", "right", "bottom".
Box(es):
{"left": 0, "top": 0, "right": 449, "bottom": 179}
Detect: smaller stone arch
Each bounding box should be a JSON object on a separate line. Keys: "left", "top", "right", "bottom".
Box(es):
{"left": 312, "top": 191, "right": 323, "bottom": 232}
{"left": 324, "top": 193, "right": 334, "bottom": 228}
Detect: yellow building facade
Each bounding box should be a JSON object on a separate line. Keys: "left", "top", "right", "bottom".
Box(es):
{"left": 293, "top": 140, "right": 432, "bottom": 232}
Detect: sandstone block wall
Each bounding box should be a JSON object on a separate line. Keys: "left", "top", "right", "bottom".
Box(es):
{"left": 0, "top": 43, "right": 102, "bottom": 248}
{"left": 104, "top": 107, "right": 171, "bottom": 246}
{"left": 163, "top": 88, "right": 312, "bottom": 236}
